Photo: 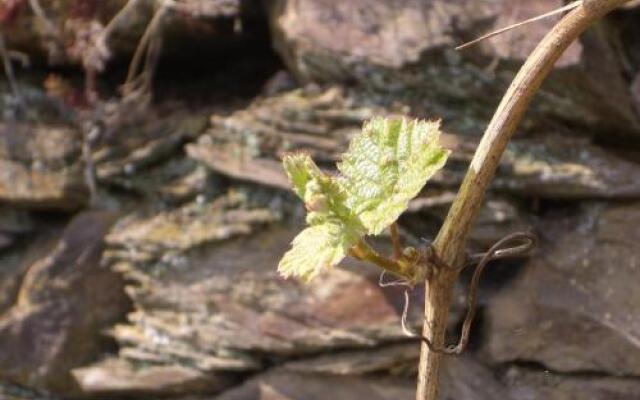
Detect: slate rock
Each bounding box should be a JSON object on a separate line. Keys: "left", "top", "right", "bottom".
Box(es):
{"left": 204, "top": 356, "right": 640, "bottom": 400}
{"left": 0, "top": 209, "right": 35, "bottom": 252}
{"left": 267, "top": 0, "right": 640, "bottom": 141}
{"left": 75, "top": 191, "right": 435, "bottom": 398}
{"left": 72, "top": 357, "right": 236, "bottom": 398}
{"left": 195, "top": 357, "right": 510, "bottom": 400}
{"left": 483, "top": 202, "right": 640, "bottom": 375}
{"left": 0, "top": 123, "right": 88, "bottom": 210}
{"left": 213, "top": 369, "right": 414, "bottom": 400}
{"left": 0, "top": 383, "right": 58, "bottom": 400}
{"left": 0, "top": 211, "right": 131, "bottom": 395}
{"left": 503, "top": 365, "right": 640, "bottom": 400}
{"left": 192, "top": 87, "right": 640, "bottom": 200}
{"left": 497, "top": 134, "right": 640, "bottom": 199}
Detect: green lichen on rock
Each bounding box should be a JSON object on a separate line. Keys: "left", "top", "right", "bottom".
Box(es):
{"left": 278, "top": 117, "right": 449, "bottom": 281}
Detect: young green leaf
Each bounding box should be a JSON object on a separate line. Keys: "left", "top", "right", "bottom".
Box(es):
{"left": 277, "top": 223, "right": 361, "bottom": 281}
{"left": 338, "top": 117, "right": 449, "bottom": 235}
{"left": 278, "top": 117, "right": 449, "bottom": 281}
{"left": 281, "top": 152, "right": 358, "bottom": 226}
{"left": 279, "top": 153, "right": 365, "bottom": 281}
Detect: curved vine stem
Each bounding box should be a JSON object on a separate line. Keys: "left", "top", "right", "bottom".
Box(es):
{"left": 416, "top": 1, "right": 632, "bottom": 399}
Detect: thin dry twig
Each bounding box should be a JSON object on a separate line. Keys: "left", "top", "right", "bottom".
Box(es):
{"left": 100, "top": 0, "right": 145, "bottom": 41}
{"left": 28, "top": 0, "right": 65, "bottom": 60}
{"left": 455, "top": 1, "right": 581, "bottom": 51}
{"left": 123, "top": 2, "right": 169, "bottom": 96}
{"left": 0, "top": 31, "right": 21, "bottom": 100}
{"left": 82, "top": 124, "right": 100, "bottom": 203}
{"left": 28, "top": 0, "right": 57, "bottom": 35}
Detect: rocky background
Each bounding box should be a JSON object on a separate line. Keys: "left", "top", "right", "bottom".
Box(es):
{"left": 1, "top": 0, "right": 640, "bottom": 399}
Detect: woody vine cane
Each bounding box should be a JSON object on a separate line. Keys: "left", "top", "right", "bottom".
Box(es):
{"left": 417, "top": 1, "right": 633, "bottom": 400}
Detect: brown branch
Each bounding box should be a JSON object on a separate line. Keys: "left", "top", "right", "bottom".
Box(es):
{"left": 0, "top": 32, "right": 20, "bottom": 101}
{"left": 416, "top": 1, "right": 632, "bottom": 399}
{"left": 100, "top": 0, "right": 146, "bottom": 41}
{"left": 28, "top": 0, "right": 58, "bottom": 38}
{"left": 27, "top": 0, "right": 65, "bottom": 61}
{"left": 390, "top": 222, "right": 402, "bottom": 260}
{"left": 350, "top": 240, "right": 426, "bottom": 284}
{"left": 123, "top": 2, "right": 169, "bottom": 96}
{"left": 455, "top": 1, "right": 581, "bottom": 51}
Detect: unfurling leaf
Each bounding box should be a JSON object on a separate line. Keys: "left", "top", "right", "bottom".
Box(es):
{"left": 278, "top": 117, "right": 450, "bottom": 281}
{"left": 278, "top": 223, "right": 361, "bottom": 281}
{"left": 339, "top": 118, "right": 449, "bottom": 235}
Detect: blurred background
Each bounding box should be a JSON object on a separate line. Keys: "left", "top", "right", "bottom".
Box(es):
{"left": 1, "top": 0, "right": 640, "bottom": 399}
